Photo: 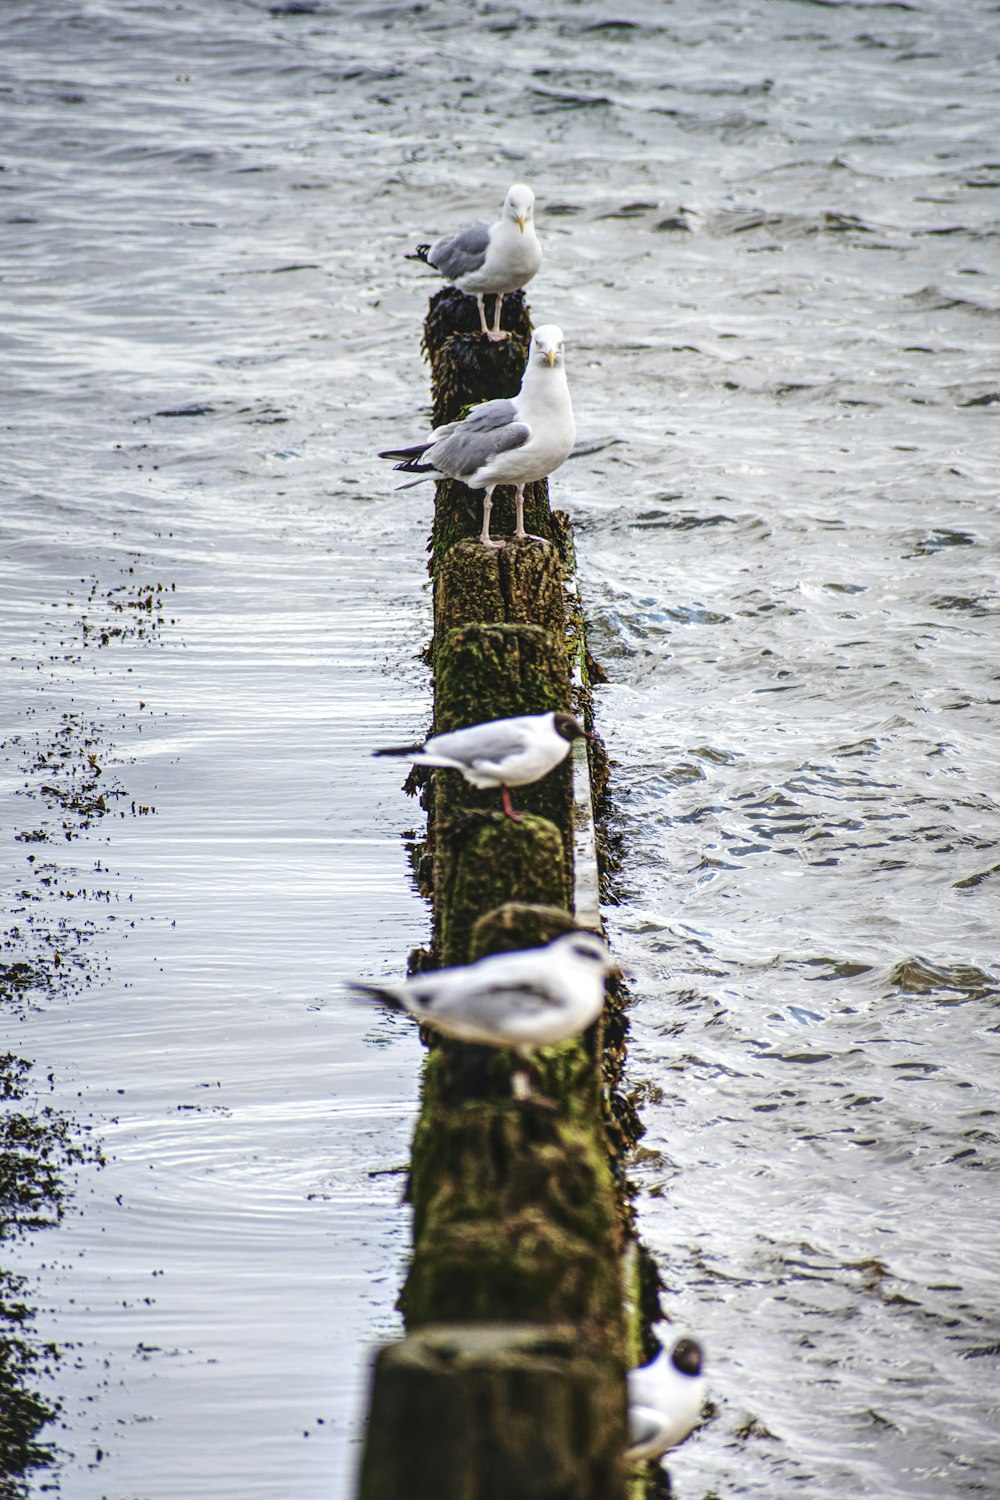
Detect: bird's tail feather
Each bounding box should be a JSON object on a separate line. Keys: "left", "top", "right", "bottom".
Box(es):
{"left": 344, "top": 980, "right": 407, "bottom": 1013}
{"left": 373, "top": 743, "right": 425, "bottom": 758}
{"left": 378, "top": 442, "right": 429, "bottom": 461}
{"left": 378, "top": 442, "right": 436, "bottom": 475}
{"left": 405, "top": 243, "right": 432, "bottom": 264}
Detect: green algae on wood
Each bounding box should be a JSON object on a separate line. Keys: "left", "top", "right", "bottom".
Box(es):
{"left": 357, "top": 279, "right": 637, "bottom": 1500}
{"left": 404, "top": 1088, "right": 625, "bottom": 1345}
{"left": 423, "top": 287, "right": 533, "bottom": 358}
{"left": 434, "top": 538, "right": 567, "bottom": 641}
{"left": 431, "top": 476, "right": 561, "bottom": 560}
{"left": 433, "top": 815, "right": 569, "bottom": 970}
{"left": 432, "top": 623, "right": 576, "bottom": 923}
{"left": 433, "top": 623, "right": 574, "bottom": 837}
{"left": 469, "top": 900, "right": 584, "bottom": 959}
{"left": 423, "top": 287, "right": 533, "bottom": 430}
{"left": 357, "top": 1324, "right": 626, "bottom": 1500}
{"left": 435, "top": 623, "right": 570, "bottom": 735}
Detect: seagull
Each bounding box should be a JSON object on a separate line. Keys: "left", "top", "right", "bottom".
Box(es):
{"left": 407, "top": 183, "right": 542, "bottom": 340}
{"left": 626, "top": 1335, "right": 706, "bottom": 1464}
{"left": 374, "top": 710, "right": 594, "bottom": 822}
{"left": 378, "top": 324, "right": 575, "bottom": 548}
{"left": 346, "top": 931, "right": 615, "bottom": 1097}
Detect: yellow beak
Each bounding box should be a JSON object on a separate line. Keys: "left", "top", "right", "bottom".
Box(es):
{"left": 516, "top": 213, "right": 526, "bottom": 232}
{"left": 544, "top": 349, "right": 557, "bottom": 366}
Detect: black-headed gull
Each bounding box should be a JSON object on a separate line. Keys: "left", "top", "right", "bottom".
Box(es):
{"left": 346, "top": 931, "right": 614, "bottom": 1097}
{"left": 374, "top": 709, "right": 593, "bottom": 822}
{"left": 378, "top": 324, "right": 575, "bottom": 548}
{"left": 627, "top": 1335, "right": 706, "bottom": 1463}
{"left": 407, "top": 183, "right": 542, "bottom": 340}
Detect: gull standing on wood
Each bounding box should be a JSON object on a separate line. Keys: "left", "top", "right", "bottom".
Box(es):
{"left": 407, "top": 183, "right": 542, "bottom": 340}
{"left": 374, "top": 710, "right": 594, "bottom": 822}
{"left": 378, "top": 324, "right": 575, "bottom": 548}
{"left": 626, "top": 1335, "right": 706, "bottom": 1464}
{"left": 346, "top": 931, "right": 615, "bottom": 1098}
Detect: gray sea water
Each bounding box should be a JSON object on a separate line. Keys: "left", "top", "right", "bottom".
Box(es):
{"left": 1, "top": 2, "right": 998, "bottom": 1497}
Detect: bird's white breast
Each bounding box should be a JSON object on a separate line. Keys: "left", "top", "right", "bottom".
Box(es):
{"left": 473, "top": 374, "right": 575, "bottom": 487}
{"left": 459, "top": 217, "right": 542, "bottom": 295}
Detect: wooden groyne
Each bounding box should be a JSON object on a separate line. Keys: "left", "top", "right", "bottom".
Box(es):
{"left": 357, "top": 289, "right": 653, "bottom": 1500}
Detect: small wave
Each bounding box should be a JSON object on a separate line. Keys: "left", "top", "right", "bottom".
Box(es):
{"left": 631, "top": 509, "right": 736, "bottom": 531}
{"left": 885, "top": 957, "right": 998, "bottom": 1001}
{"left": 904, "top": 527, "right": 978, "bottom": 557}
{"left": 953, "top": 862, "right": 1000, "bottom": 891}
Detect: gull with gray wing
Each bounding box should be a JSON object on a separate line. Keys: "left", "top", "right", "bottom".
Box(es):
{"left": 346, "top": 931, "right": 616, "bottom": 1099}
{"left": 378, "top": 324, "right": 575, "bottom": 547}
{"left": 374, "top": 709, "right": 594, "bottom": 821}
{"left": 408, "top": 183, "right": 542, "bottom": 340}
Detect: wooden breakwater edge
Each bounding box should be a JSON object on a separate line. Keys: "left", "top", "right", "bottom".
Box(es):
{"left": 356, "top": 290, "right": 669, "bottom": 1500}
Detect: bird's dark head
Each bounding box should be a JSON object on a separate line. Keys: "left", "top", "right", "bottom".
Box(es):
{"left": 553, "top": 930, "right": 616, "bottom": 976}
{"left": 553, "top": 711, "right": 596, "bottom": 744}
{"left": 671, "top": 1338, "right": 704, "bottom": 1378}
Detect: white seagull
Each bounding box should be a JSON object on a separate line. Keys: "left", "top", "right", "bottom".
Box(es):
{"left": 408, "top": 183, "right": 542, "bottom": 340}
{"left": 346, "top": 931, "right": 615, "bottom": 1095}
{"left": 374, "top": 710, "right": 594, "bottom": 822}
{"left": 378, "top": 324, "right": 575, "bottom": 548}
{"left": 626, "top": 1335, "right": 706, "bottom": 1464}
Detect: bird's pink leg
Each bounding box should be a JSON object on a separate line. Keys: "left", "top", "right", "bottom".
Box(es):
{"left": 479, "top": 487, "right": 506, "bottom": 549}
{"left": 475, "top": 294, "right": 491, "bottom": 335}
{"left": 486, "top": 292, "right": 511, "bottom": 342}
{"left": 511, "top": 1058, "right": 559, "bottom": 1112}
{"left": 512, "top": 485, "right": 548, "bottom": 545}
{"left": 501, "top": 785, "right": 523, "bottom": 822}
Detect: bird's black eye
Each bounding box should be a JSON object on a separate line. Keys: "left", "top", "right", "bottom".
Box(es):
{"left": 671, "top": 1339, "right": 703, "bottom": 1376}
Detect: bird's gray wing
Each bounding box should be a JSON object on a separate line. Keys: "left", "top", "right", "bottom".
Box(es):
{"left": 459, "top": 399, "right": 519, "bottom": 432}
{"left": 428, "top": 222, "right": 491, "bottom": 279}
{"left": 428, "top": 401, "right": 530, "bottom": 479}
{"left": 429, "top": 719, "right": 530, "bottom": 767}
{"left": 429, "top": 980, "right": 559, "bottom": 1030}
{"left": 427, "top": 399, "right": 517, "bottom": 446}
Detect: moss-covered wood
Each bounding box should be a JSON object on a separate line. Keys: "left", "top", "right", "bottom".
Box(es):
{"left": 424, "top": 286, "right": 533, "bottom": 358}
{"left": 433, "top": 816, "right": 569, "bottom": 970}
{"left": 403, "top": 1095, "right": 624, "bottom": 1341}
{"left": 431, "top": 623, "right": 576, "bottom": 935}
{"left": 357, "top": 1325, "right": 626, "bottom": 1500}
{"left": 469, "top": 900, "right": 581, "bottom": 960}
{"left": 357, "top": 286, "right": 637, "bottom": 1500}
{"left": 435, "top": 622, "right": 570, "bottom": 735}
{"left": 432, "top": 476, "right": 561, "bottom": 559}
{"left": 424, "top": 287, "right": 533, "bottom": 427}
{"left": 434, "top": 537, "right": 566, "bottom": 643}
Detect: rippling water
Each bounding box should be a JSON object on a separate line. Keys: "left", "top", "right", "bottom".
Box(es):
{"left": 2, "top": 2, "right": 998, "bottom": 1496}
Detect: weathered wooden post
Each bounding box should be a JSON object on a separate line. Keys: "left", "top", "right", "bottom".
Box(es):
{"left": 357, "top": 1326, "right": 625, "bottom": 1500}
{"left": 356, "top": 286, "right": 635, "bottom": 1500}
